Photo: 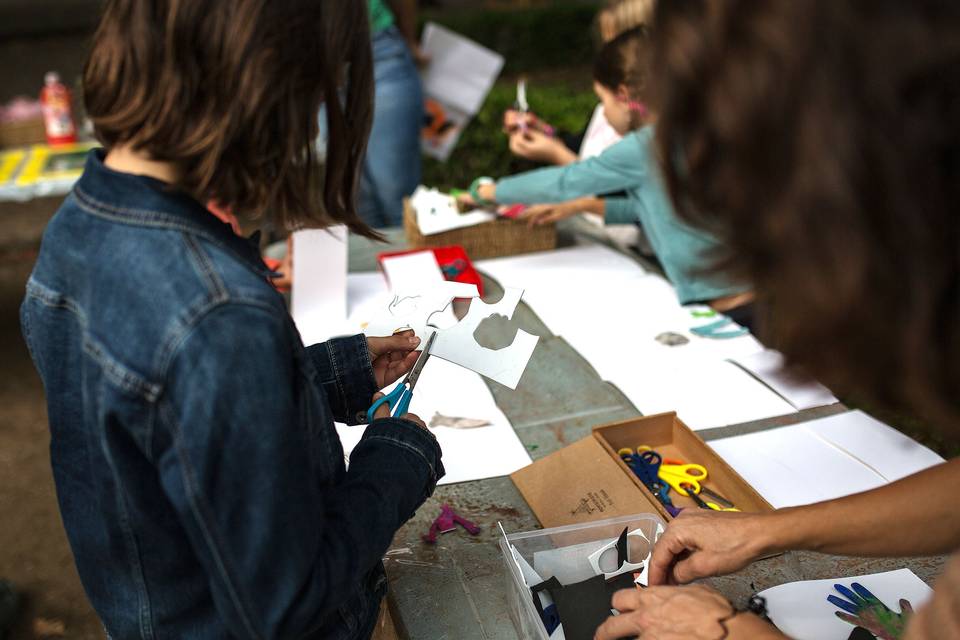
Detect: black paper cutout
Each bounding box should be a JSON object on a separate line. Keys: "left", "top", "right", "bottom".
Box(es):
{"left": 531, "top": 577, "right": 562, "bottom": 631}
{"left": 847, "top": 627, "right": 875, "bottom": 640}
{"left": 547, "top": 574, "right": 616, "bottom": 640}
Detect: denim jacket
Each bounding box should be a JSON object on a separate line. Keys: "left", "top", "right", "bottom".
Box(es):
{"left": 20, "top": 151, "right": 444, "bottom": 639}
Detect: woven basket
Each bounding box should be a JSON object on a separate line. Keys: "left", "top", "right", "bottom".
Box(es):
{"left": 403, "top": 199, "right": 556, "bottom": 260}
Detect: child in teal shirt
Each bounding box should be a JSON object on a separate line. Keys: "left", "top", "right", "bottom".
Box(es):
{"left": 464, "top": 27, "right": 753, "bottom": 312}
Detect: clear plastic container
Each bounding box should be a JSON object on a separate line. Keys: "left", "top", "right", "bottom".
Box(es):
{"left": 499, "top": 513, "right": 667, "bottom": 639}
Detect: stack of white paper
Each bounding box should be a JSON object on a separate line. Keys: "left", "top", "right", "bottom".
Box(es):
{"left": 759, "top": 568, "right": 933, "bottom": 640}
{"left": 709, "top": 411, "right": 945, "bottom": 508}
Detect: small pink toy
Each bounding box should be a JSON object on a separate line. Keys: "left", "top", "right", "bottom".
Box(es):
{"left": 422, "top": 504, "right": 480, "bottom": 544}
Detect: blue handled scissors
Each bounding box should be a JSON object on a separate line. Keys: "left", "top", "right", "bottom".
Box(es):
{"left": 366, "top": 332, "right": 436, "bottom": 423}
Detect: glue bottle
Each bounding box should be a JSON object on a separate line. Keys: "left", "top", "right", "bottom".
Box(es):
{"left": 40, "top": 72, "right": 78, "bottom": 146}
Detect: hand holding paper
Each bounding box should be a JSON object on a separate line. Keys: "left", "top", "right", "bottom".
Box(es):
{"left": 366, "top": 330, "right": 422, "bottom": 389}
{"left": 648, "top": 510, "right": 770, "bottom": 586}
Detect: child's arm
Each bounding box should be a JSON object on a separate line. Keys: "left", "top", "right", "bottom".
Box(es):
{"left": 491, "top": 130, "right": 651, "bottom": 205}
{"left": 160, "top": 302, "right": 443, "bottom": 638}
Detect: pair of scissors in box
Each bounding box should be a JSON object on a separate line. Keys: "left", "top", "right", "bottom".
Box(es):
{"left": 658, "top": 462, "right": 709, "bottom": 496}
{"left": 366, "top": 332, "right": 436, "bottom": 423}
{"left": 681, "top": 482, "right": 741, "bottom": 512}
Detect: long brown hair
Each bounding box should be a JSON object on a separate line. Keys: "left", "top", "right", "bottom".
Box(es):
{"left": 652, "top": 0, "right": 960, "bottom": 428}
{"left": 83, "top": 0, "right": 379, "bottom": 238}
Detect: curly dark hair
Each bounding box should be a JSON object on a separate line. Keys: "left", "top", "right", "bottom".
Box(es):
{"left": 651, "top": 0, "right": 960, "bottom": 428}
{"left": 84, "top": 0, "right": 377, "bottom": 238}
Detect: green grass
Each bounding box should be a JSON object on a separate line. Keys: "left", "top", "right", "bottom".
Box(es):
{"left": 421, "top": 2, "right": 600, "bottom": 76}
{"left": 422, "top": 78, "right": 598, "bottom": 190}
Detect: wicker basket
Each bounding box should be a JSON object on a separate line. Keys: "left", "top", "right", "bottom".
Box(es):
{"left": 403, "top": 199, "right": 556, "bottom": 260}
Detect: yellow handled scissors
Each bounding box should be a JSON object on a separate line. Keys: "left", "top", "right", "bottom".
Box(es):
{"left": 658, "top": 463, "right": 708, "bottom": 496}
{"left": 680, "top": 482, "right": 741, "bottom": 512}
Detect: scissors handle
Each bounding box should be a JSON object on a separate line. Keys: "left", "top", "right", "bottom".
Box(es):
{"left": 366, "top": 383, "right": 411, "bottom": 423}
{"left": 660, "top": 463, "right": 708, "bottom": 480}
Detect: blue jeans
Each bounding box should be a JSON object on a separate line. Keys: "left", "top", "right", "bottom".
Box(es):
{"left": 360, "top": 26, "right": 424, "bottom": 228}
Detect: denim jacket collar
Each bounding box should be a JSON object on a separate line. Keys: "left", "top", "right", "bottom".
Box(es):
{"left": 73, "top": 150, "right": 272, "bottom": 278}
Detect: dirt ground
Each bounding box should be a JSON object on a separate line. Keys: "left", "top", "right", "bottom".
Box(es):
{"left": 0, "top": 253, "right": 104, "bottom": 639}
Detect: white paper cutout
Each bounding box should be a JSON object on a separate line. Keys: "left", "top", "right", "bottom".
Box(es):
{"left": 587, "top": 529, "right": 649, "bottom": 580}
{"left": 363, "top": 281, "right": 479, "bottom": 339}
{"left": 364, "top": 284, "right": 539, "bottom": 390}
{"left": 428, "top": 287, "right": 538, "bottom": 389}
{"left": 410, "top": 186, "right": 495, "bottom": 235}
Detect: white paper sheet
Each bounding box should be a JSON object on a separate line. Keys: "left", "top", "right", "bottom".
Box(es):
{"left": 291, "top": 227, "right": 347, "bottom": 345}
{"left": 729, "top": 349, "right": 838, "bottom": 410}
{"left": 802, "top": 410, "right": 945, "bottom": 482}
{"left": 759, "top": 568, "right": 933, "bottom": 640}
{"left": 410, "top": 186, "right": 496, "bottom": 235}
{"left": 478, "top": 245, "right": 784, "bottom": 429}
{"left": 336, "top": 358, "right": 532, "bottom": 485}
{"left": 419, "top": 23, "right": 504, "bottom": 160}
{"left": 608, "top": 359, "right": 797, "bottom": 431}
{"left": 420, "top": 23, "right": 504, "bottom": 116}
{"left": 708, "top": 423, "right": 889, "bottom": 508}
{"left": 380, "top": 251, "right": 444, "bottom": 291}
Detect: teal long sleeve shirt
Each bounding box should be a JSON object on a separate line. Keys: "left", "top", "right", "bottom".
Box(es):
{"left": 494, "top": 126, "right": 748, "bottom": 304}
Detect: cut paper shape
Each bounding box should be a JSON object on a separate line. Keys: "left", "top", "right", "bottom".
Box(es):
{"left": 363, "top": 281, "right": 479, "bottom": 339}
{"left": 365, "top": 284, "right": 539, "bottom": 389}
{"left": 547, "top": 574, "right": 618, "bottom": 640}
{"left": 430, "top": 288, "right": 539, "bottom": 389}
{"left": 411, "top": 185, "right": 495, "bottom": 235}
{"left": 587, "top": 528, "right": 648, "bottom": 580}
{"left": 429, "top": 413, "right": 491, "bottom": 429}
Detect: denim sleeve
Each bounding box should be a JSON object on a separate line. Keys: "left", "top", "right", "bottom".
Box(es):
{"left": 159, "top": 302, "right": 443, "bottom": 639}
{"left": 306, "top": 335, "right": 378, "bottom": 425}
{"left": 495, "top": 131, "right": 650, "bottom": 204}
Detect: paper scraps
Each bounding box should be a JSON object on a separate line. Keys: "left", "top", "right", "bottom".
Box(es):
{"left": 429, "top": 413, "right": 492, "bottom": 429}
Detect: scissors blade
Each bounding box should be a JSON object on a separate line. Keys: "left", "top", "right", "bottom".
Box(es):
{"left": 404, "top": 332, "right": 436, "bottom": 391}
{"left": 516, "top": 78, "right": 528, "bottom": 113}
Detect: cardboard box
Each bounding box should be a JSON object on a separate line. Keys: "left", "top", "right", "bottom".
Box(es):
{"left": 511, "top": 412, "right": 773, "bottom": 527}
{"left": 403, "top": 199, "right": 556, "bottom": 260}
{"left": 0, "top": 118, "right": 45, "bottom": 149}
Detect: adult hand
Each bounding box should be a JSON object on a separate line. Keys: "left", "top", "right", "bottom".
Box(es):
{"left": 649, "top": 511, "right": 771, "bottom": 586}
{"left": 370, "top": 392, "right": 427, "bottom": 429}
{"left": 594, "top": 584, "right": 734, "bottom": 640}
{"left": 521, "top": 200, "right": 582, "bottom": 227}
{"left": 367, "top": 330, "right": 421, "bottom": 389}
{"left": 509, "top": 130, "right": 577, "bottom": 165}
{"left": 904, "top": 553, "right": 960, "bottom": 640}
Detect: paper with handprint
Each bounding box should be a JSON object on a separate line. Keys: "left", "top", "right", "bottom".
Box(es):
{"left": 758, "top": 568, "right": 933, "bottom": 640}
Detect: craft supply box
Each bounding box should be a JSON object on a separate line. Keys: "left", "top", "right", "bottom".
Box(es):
{"left": 403, "top": 199, "right": 556, "bottom": 260}
{"left": 499, "top": 513, "right": 666, "bottom": 640}
{"left": 512, "top": 411, "right": 773, "bottom": 526}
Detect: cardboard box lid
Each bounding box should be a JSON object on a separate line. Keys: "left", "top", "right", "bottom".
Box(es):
{"left": 510, "top": 436, "right": 664, "bottom": 529}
